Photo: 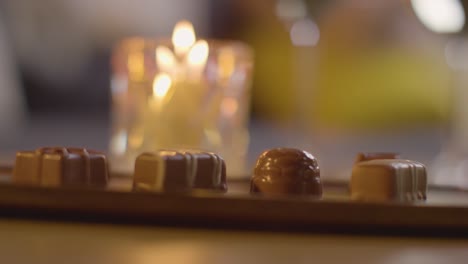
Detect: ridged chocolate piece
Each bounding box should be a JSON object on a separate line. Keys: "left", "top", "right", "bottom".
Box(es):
{"left": 355, "top": 152, "right": 399, "bottom": 163}
{"left": 133, "top": 150, "right": 227, "bottom": 193}
{"left": 13, "top": 147, "right": 108, "bottom": 188}
{"left": 250, "top": 148, "right": 322, "bottom": 197}
{"left": 350, "top": 159, "right": 427, "bottom": 202}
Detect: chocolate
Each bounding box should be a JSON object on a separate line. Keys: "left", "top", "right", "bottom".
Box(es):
{"left": 133, "top": 150, "right": 227, "bottom": 193}
{"left": 350, "top": 159, "right": 427, "bottom": 202}
{"left": 354, "top": 152, "right": 399, "bottom": 163}
{"left": 13, "top": 147, "right": 108, "bottom": 188}
{"left": 250, "top": 148, "right": 322, "bottom": 197}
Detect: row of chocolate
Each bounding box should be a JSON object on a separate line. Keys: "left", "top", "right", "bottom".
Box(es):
{"left": 12, "top": 147, "right": 427, "bottom": 202}
{"left": 251, "top": 149, "right": 427, "bottom": 202}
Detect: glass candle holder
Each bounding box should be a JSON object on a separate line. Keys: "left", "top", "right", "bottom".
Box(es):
{"left": 109, "top": 36, "right": 253, "bottom": 178}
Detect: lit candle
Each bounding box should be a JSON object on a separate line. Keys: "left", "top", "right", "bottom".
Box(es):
{"left": 150, "top": 72, "right": 172, "bottom": 110}
{"left": 171, "top": 20, "right": 196, "bottom": 57}
{"left": 150, "top": 20, "right": 211, "bottom": 148}
{"left": 155, "top": 46, "right": 176, "bottom": 75}
{"left": 187, "top": 39, "right": 209, "bottom": 80}
{"left": 156, "top": 20, "right": 209, "bottom": 80}
{"left": 109, "top": 20, "right": 253, "bottom": 177}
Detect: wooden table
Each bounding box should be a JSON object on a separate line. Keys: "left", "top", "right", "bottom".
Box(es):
{"left": 0, "top": 219, "right": 467, "bottom": 264}
{"left": 0, "top": 172, "right": 467, "bottom": 263}
{"left": 0, "top": 179, "right": 465, "bottom": 264}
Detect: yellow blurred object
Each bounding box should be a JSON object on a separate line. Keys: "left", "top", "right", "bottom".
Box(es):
{"left": 246, "top": 21, "right": 296, "bottom": 121}
{"left": 239, "top": 1, "right": 452, "bottom": 129}
{"left": 309, "top": 50, "right": 451, "bottom": 129}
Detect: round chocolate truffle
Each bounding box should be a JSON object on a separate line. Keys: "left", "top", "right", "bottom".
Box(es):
{"left": 250, "top": 148, "right": 322, "bottom": 197}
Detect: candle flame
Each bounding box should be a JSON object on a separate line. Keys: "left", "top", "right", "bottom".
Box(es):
{"left": 172, "top": 20, "right": 196, "bottom": 55}
{"left": 153, "top": 73, "right": 172, "bottom": 100}
{"left": 187, "top": 40, "right": 209, "bottom": 67}
{"left": 156, "top": 46, "right": 176, "bottom": 72}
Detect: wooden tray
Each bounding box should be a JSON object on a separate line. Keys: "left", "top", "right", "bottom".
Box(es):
{"left": 1, "top": 166, "right": 468, "bottom": 237}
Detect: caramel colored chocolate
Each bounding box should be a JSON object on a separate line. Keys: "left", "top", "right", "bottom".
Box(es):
{"left": 133, "top": 150, "right": 227, "bottom": 193}
{"left": 13, "top": 147, "right": 108, "bottom": 188}
{"left": 250, "top": 148, "right": 322, "bottom": 196}
{"left": 354, "top": 152, "right": 399, "bottom": 163}
{"left": 350, "top": 159, "right": 427, "bottom": 202}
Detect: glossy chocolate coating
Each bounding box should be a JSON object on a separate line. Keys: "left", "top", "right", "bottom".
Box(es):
{"left": 251, "top": 148, "right": 322, "bottom": 196}
{"left": 355, "top": 152, "right": 399, "bottom": 163}
{"left": 133, "top": 150, "right": 227, "bottom": 193}
{"left": 13, "top": 147, "right": 109, "bottom": 188}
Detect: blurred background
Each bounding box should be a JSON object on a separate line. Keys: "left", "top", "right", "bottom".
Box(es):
{"left": 0, "top": 0, "right": 466, "bottom": 182}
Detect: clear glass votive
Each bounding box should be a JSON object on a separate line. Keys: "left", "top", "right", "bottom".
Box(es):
{"left": 109, "top": 37, "right": 254, "bottom": 178}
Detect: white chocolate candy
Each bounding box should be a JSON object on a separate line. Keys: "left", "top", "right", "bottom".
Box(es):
{"left": 350, "top": 159, "right": 427, "bottom": 202}
{"left": 133, "top": 150, "right": 227, "bottom": 193}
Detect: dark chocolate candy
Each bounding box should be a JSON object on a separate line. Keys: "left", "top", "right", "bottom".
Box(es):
{"left": 133, "top": 150, "right": 227, "bottom": 193}
{"left": 250, "top": 148, "right": 322, "bottom": 197}
{"left": 13, "top": 147, "right": 109, "bottom": 188}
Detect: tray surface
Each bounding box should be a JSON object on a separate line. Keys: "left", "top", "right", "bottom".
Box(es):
{"left": 1, "top": 165, "right": 468, "bottom": 237}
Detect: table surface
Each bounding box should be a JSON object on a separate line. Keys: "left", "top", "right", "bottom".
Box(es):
{"left": 0, "top": 180, "right": 466, "bottom": 264}
{"left": 0, "top": 219, "right": 467, "bottom": 264}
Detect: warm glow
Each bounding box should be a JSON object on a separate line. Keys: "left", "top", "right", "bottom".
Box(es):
{"left": 128, "top": 126, "right": 144, "bottom": 149}
{"left": 153, "top": 73, "right": 172, "bottom": 99}
{"left": 411, "top": 0, "right": 465, "bottom": 33}
{"left": 172, "top": 20, "right": 196, "bottom": 56}
{"left": 127, "top": 51, "right": 145, "bottom": 80}
{"left": 218, "top": 48, "right": 235, "bottom": 79}
{"left": 187, "top": 40, "right": 209, "bottom": 67}
{"left": 156, "top": 46, "right": 176, "bottom": 73}
{"left": 221, "top": 97, "right": 239, "bottom": 117}
{"left": 204, "top": 128, "right": 222, "bottom": 147}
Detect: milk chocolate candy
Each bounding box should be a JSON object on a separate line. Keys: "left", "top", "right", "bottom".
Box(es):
{"left": 13, "top": 147, "right": 108, "bottom": 188}
{"left": 133, "top": 150, "right": 227, "bottom": 193}
{"left": 250, "top": 148, "right": 322, "bottom": 197}
{"left": 355, "top": 152, "right": 399, "bottom": 163}
{"left": 350, "top": 159, "right": 427, "bottom": 202}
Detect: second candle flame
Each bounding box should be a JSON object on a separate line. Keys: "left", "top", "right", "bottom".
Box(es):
{"left": 156, "top": 46, "right": 176, "bottom": 72}
{"left": 172, "top": 20, "right": 196, "bottom": 56}
{"left": 187, "top": 40, "right": 209, "bottom": 67}
{"left": 153, "top": 73, "right": 172, "bottom": 100}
